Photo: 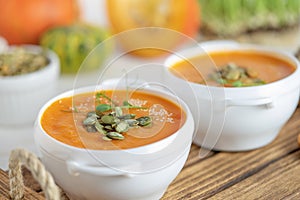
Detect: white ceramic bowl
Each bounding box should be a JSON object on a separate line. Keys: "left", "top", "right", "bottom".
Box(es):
{"left": 164, "top": 40, "right": 300, "bottom": 151}
{"left": 0, "top": 36, "right": 8, "bottom": 52}
{"left": 34, "top": 84, "right": 194, "bottom": 200}
{"left": 0, "top": 45, "right": 60, "bottom": 125}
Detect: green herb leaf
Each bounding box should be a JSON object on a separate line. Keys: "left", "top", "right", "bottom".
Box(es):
{"left": 232, "top": 81, "right": 243, "bottom": 87}
{"left": 123, "top": 101, "right": 132, "bottom": 106}
{"left": 96, "top": 104, "right": 111, "bottom": 112}
{"left": 96, "top": 92, "right": 118, "bottom": 105}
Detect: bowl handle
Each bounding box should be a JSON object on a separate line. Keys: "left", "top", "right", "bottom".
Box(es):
{"left": 66, "top": 160, "right": 135, "bottom": 177}
{"left": 226, "top": 97, "right": 274, "bottom": 109}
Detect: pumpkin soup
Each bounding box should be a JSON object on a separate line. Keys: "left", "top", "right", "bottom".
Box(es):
{"left": 169, "top": 50, "right": 295, "bottom": 87}
{"left": 41, "top": 90, "right": 186, "bottom": 150}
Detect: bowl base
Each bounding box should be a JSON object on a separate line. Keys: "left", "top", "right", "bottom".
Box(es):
{"left": 193, "top": 128, "right": 281, "bottom": 152}
{"left": 66, "top": 189, "right": 166, "bottom": 200}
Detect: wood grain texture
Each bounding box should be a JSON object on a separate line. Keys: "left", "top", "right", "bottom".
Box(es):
{"left": 162, "top": 109, "right": 300, "bottom": 200}
{"left": 1, "top": 108, "right": 299, "bottom": 200}
{"left": 210, "top": 151, "right": 300, "bottom": 200}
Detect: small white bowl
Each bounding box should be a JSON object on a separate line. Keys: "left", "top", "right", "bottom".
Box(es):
{"left": 34, "top": 84, "right": 194, "bottom": 200}
{"left": 0, "top": 36, "right": 8, "bottom": 52}
{"left": 0, "top": 45, "right": 60, "bottom": 125}
{"left": 164, "top": 40, "right": 300, "bottom": 151}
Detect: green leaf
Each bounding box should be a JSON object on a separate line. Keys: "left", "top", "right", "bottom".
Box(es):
{"left": 96, "top": 104, "right": 111, "bottom": 112}
{"left": 232, "top": 81, "right": 243, "bottom": 87}
{"left": 123, "top": 101, "right": 132, "bottom": 106}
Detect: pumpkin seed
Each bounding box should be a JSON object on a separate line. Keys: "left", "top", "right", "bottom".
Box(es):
{"left": 210, "top": 63, "right": 265, "bottom": 87}
{"left": 95, "top": 121, "right": 106, "bottom": 135}
{"left": 86, "top": 125, "right": 97, "bottom": 132}
{"left": 107, "top": 132, "right": 124, "bottom": 140}
{"left": 104, "top": 125, "right": 113, "bottom": 130}
{"left": 225, "top": 69, "right": 240, "bottom": 80}
{"left": 102, "top": 136, "right": 112, "bottom": 141}
{"left": 125, "top": 119, "right": 139, "bottom": 126}
{"left": 83, "top": 116, "right": 97, "bottom": 126}
{"left": 136, "top": 116, "right": 152, "bottom": 126}
{"left": 246, "top": 68, "right": 258, "bottom": 78}
{"left": 115, "top": 106, "right": 123, "bottom": 117}
{"left": 87, "top": 111, "right": 98, "bottom": 118}
{"left": 115, "top": 121, "right": 129, "bottom": 133}
{"left": 101, "top": 115, "right": 115, "bottom": 124}
{"left": 0, "top": 47, "right": 49, "bottom": 76}
{"left": 118, "top": 114, "right": 136, "bottom": 120}
{"left": 83, "top": 91, "right": 152, "bottom": 141}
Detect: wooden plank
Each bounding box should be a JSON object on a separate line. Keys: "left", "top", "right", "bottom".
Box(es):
{"left": 0, "top": 169, "right": 44, "bottom": 200}
{"left": 1, "top": 108, "right": 299, "bottom": 200}
{"left": 210, "top": 150, "right": 300, "bottom": 200}
{"left": 162, "top": 108, "right": 300, "bottom": 199}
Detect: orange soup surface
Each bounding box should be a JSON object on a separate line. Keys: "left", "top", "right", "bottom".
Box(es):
{"left": 41, "top": 90, "right": 186, "bottom": 150}
{"left": 169, "top": 50, "right": 296, "bottom": 87}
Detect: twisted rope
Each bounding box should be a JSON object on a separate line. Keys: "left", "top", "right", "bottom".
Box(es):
{"left": 8, "top": 148, "right": 61, "bottom": 200}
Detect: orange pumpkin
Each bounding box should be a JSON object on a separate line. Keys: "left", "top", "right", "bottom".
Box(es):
{"left": 0, "top": 0, "right": 79, "bottom": 44}
{"left": 106, "top": 0, "right": 200, "bottom": 57}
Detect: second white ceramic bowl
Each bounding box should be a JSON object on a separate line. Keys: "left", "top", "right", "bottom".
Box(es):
{"left": 0, "top": 45, "right": 60, "bottom": 125}
{"left": 164, "top": 40, "right": 300, "bottom": 151}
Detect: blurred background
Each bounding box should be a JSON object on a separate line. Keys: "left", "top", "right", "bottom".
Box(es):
{"left": 0, "top": 0, "right": 299, "bottom": 78}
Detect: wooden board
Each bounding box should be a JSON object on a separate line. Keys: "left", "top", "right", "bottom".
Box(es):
{"left": 162, "top": 107, "right": 300, "bottom": 199}
{"left": 1, "top": 107, "right": 300, "bottom": 200}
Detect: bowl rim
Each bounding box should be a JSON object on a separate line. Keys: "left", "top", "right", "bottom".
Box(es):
{"left": 35, "top": 84, "right": 194, "bottom": 154}
{"left": 164, "top": 41, "right": 300, "bottom": 93}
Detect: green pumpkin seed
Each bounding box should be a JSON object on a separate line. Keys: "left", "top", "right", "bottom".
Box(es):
{"left": 102, "top": 136, "right": 112, "bottom": 141}
{"left": 125, "top": 119, "right": 139, "bottom": 126}
{"left": 83, "top": 116, "right": 97, "bottom": 126}
{"left": 136, "top": 116, "right": 152, "bottom": 126}
{"left": 115, "top": 121, "right": 129, "bottom": 133}
{"left": 118, "top": 114, "right": 136, "bottom": 120}
{"left": 246, "top": 68, "right": 258, "bottom": 78}
{"left": 107, "top": 132, "right": 124, "bottom": 140}
{"left": 87, "top": 111, "right": 98, "bottom": 118}
{"left": 95, "top": 121, "right": 106, "bottom": 135}
{"left": 104, "top": 125, "right": 113, "bottom": 130}
{"left": 210, "top": 63, "right": 265, "bottom": 87}
{"left": 84, "top": 91, "right": 152, "bottom": 141}
{"left": 101, "top": 115, "right": 115, "bottom": 124}
{"left": 115, "top": 106, "right": 123, "bottom": 117}
{"left": 86, "top": 125, "right": 97, "bottom": 132}
{"left": 225, "top": 69, "right": 240, "bottom": 80}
